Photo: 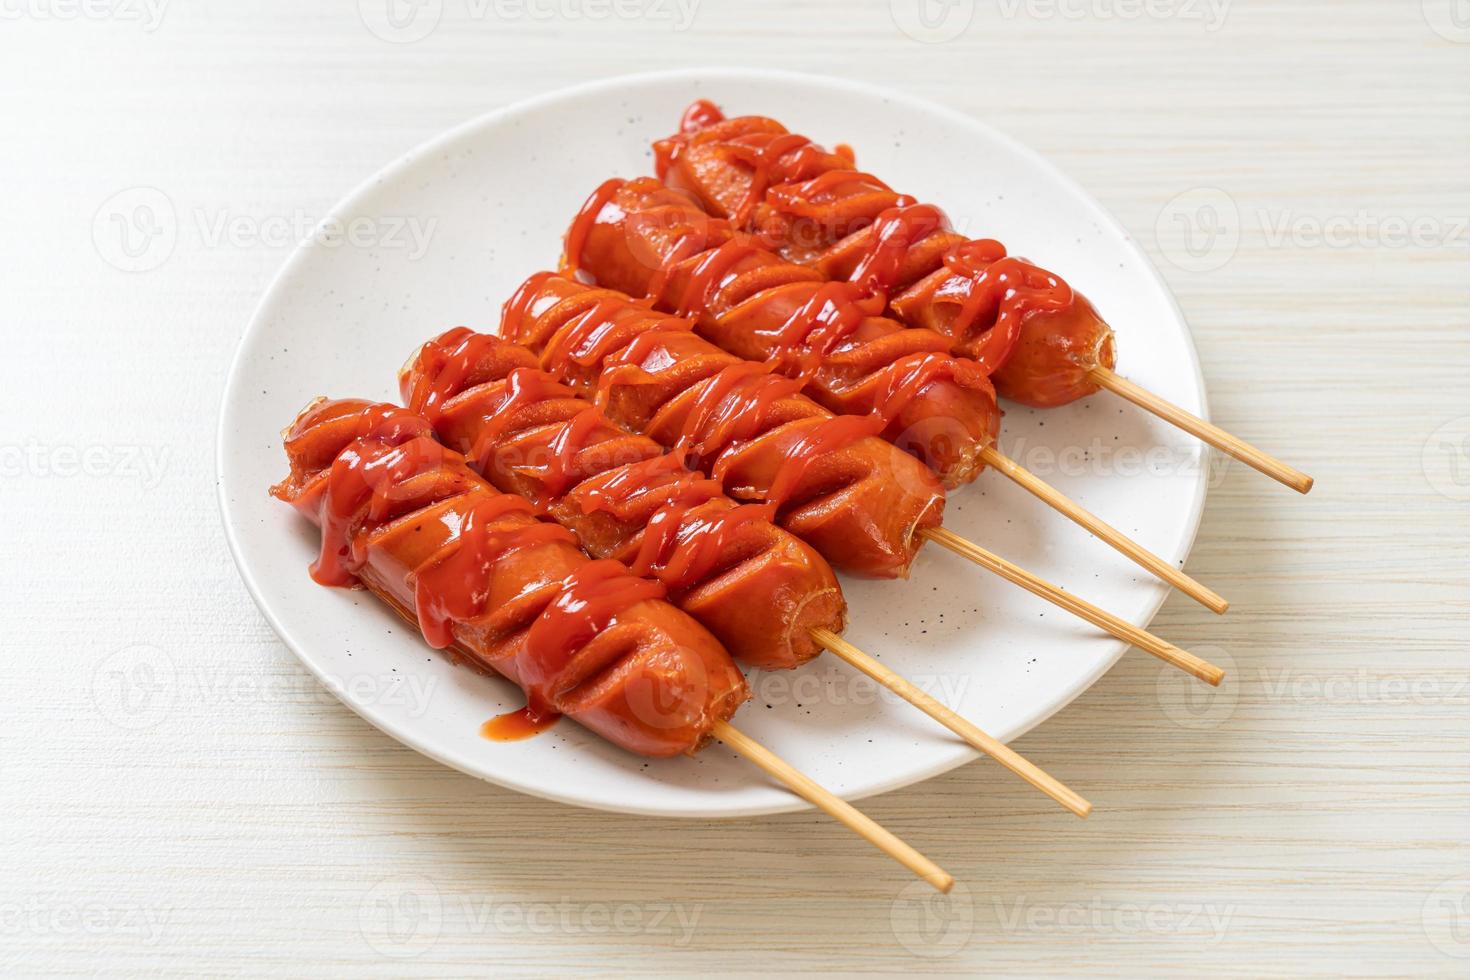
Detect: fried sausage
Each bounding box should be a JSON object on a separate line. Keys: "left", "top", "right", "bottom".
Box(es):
{"left": 398, "top": 328, "right": 846, "bottom": 670}
{"left": 271, "top": 397, "right": 748, "bottom": 757}
{"left": 499, "top": 273, "right": 946, "bottom": 579}
{"left": 656, "top": 101, "right": 1118, "bottom": 408}
{"left": 564, "top": 176, "right": 1001, "bottom": 487}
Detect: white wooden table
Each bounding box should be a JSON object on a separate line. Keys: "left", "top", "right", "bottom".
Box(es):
{"left": 4, "top": 3, "right": 1468, "bottom": 976}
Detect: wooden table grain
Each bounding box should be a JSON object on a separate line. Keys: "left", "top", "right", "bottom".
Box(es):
{"left": 3, "top": 2, "right": 1467, "bottom": 975}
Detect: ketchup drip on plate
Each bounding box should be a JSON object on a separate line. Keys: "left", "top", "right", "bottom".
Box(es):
{"left": 480, "top": 704, "right": 560, "bottom": 742}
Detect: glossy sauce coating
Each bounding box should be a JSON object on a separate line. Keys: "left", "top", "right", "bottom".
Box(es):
{"left": 272, "top": 398, "right": 748, "bottom": 757}
{"left": 500, "top": 273, "right": 946, "bottom": 579}
{"left": 565, "top": 176, "right": 1001, "bottom": 488}
{"left": 659, "top": 102, "right": 1118, "bottom": 407}
{"left": 401, "top": 329, "right": 846, "bottom": 669}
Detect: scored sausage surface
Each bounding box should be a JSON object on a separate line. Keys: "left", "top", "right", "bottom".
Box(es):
{"left": 500, "top": 272, "right": 946, "bottom": 579}
{"left": 272, "top": 397, "right": 748, "bottom": 757}
{"left": 656, "top": 101, "right": 1118, "bottom": 408}
{"left": 399, "top": 329, "right": 846, "bottom": 670}
{"left": 567, "top": 176, "right": 1001, "bottom": 488}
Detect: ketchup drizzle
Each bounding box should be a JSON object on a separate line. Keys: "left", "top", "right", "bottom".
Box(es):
{"left": 312, "top": 407, "right": 440, "bottom": 587}
{"left": 563, "top": 178, "right": 625, "bottom": 277}
{"left": 520, "top": 559, "right": 666, "bottom": 720}
{"left": 411, "top": 494, "right": 571, "bottom": 649}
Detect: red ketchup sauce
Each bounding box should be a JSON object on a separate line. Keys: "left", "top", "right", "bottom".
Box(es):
{"left": 578, "top": 454, "right": 774, "bottom": 592}
{"left": 754, "top": 414, "right": 885, "bottom": 510}
{"left": 411, "top": 494, "right": 573, "bottom": 649}
{"left": 463, "top": 368, "right": 577, "bottom": 474}
{"left": 311, "top": 407, "right": 441, "bottom": 587}
{"left": 673, "top": 362, "right": 804, "bottom": 464}
{"left": 527, "top": 284, "right": 879, "bottom": 540}
{"left": 760, "top": 280, "right": 883, "bottom": 382}
{"left": 563, "top": 178, "right": 625, "bottom": 277}
{"left": 848, "top": 203, "right": 947, "bottom": 298}
{"left": 766, "top": 169, "right": 897, "bottom": 219}
{"left": 675, "top": 237, "right": 762, "bottom": 316}
{"left": 941, "top": 239, "right": 1075, "bottom": 372}
{"left": 480, "top": 704, "right": 560, "bottom": 741}
{"left": 518, "top": 559, "right": 667, "bottom": 722}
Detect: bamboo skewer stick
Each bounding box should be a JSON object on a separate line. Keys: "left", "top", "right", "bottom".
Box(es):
{"left": 918, "top": 527, "right": 1226, "bottom": 686}
{"left": 711, "top": 719, "right": 954, "bottom": 892}
{"left": 811, "top": 627, "right": 1091, "bottom": 817}
{"left": 977, "top": 446, "right": 1229, "bottom": 614}
{"left": 1088, "top": 366, "right": 1314, "bottom": 495}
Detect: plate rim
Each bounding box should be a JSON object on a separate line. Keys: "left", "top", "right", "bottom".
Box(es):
{"left": 217, "top": 67, "right": 1212, "bottom": 818}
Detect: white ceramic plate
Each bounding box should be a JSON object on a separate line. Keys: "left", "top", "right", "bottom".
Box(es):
{"left": 219, "top": 69, "right": 1209, "bottom": 818}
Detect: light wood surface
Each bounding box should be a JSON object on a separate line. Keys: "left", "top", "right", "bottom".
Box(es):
{"left": 3, "top": 2, "right": 1468, "bottom": 976}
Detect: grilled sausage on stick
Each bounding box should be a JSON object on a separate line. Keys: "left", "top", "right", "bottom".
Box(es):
{"left": 272, "top": 397, "right": 954, "bottom": 890}
{"left": 401, "top": 328, "right": 1091, "bottom": 815}
{"left": 500, "top": 273, "right": 1224, "bottom": 686}
{"left": 655, "top": 100, "right": 1313, "bottom": 495}
{"left": 563, "top": 176, "right": 1227, "bottom": 614}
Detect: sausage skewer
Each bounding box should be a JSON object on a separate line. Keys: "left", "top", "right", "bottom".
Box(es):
{"left": 500, "top": 272, "right": 1225, "bottom": 687}
{"left": 272, "top": 396, "right": 953, "bottom": 891}
{"left": 655, "top": 100, "right": 1313, "bottom": 495}
{"left": 563, "top": 176, "right": 1228, "bottom": 615}
{"left": 399, "top": 328, "right": 1090, "bottom": 816}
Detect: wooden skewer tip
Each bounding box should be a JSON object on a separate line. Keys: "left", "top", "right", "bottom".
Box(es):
{"left": 916, "top": 526, "right": 1227, "bottom": 687}
{"left": 808, "top": 627, "right": 1091, "bottom": 818}
{"left": 978, "top": 445, "right": 1229, "bottom": 614}
{"left": 712, "top": 719, "right": 954, "bottom": 892}
{"left": 1088, "top": 366, "right": 1313, "bottom": 495}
